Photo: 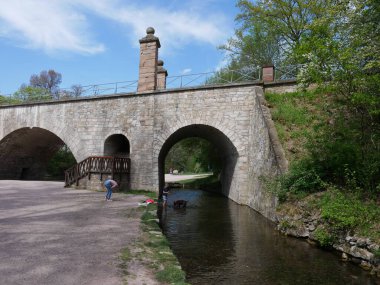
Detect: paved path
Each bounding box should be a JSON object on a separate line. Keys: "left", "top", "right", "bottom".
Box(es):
{"left": 165, "top": 173, "right": 212, "bottom": 182}
{"left": 0, "top": 180, "right": 146, "bottom": 285}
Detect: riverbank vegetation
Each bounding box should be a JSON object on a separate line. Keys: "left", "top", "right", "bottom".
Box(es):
{"left": 120, "top": 193, "right": 189, "bottom": 285}
{"left": 217, "top": 0, "right": 380, "bottom": 268}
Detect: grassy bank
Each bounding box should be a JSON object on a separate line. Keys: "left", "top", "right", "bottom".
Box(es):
{"left": 265, "top": 90, "right": 380, "bottom": 245}
{"left": 120, "top": 191, "right": 189, "bottom": 285}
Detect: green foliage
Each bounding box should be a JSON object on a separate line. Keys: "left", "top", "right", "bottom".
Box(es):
{"left": 374, "top": 249, "right": 380, "bottom": 259}
{"left": 296, "top": 1, "right": 380, "bottom": 181}
{"left": 278, "top": 219, "right": 294, "bottom": 231}
{"left": 268, "top": 160, "right": 326, "bottom": 201}
{"left": 313, "top": 227, "right": 335, "bottom": 248}
{"left": 269, "top": 98, "right": 311, "bottom": 126}
{"left": 46, "top": 146, "right": 76, "bottom": 180}
{"left": 320, "top": 189, "right": 380, "bottom": 240}
{"left": 282, "top": 164, "right": 325, "bottom": 194}
{"left": 218, "top": 0, "right": 329, "bottom": 74}
{"left": 265, "top": 90, "right": 325, "bottom": 162}
{"left": 13, "top": 85, "right": 51, "bottom": 102}
{"left": 308, "top": 112, "right": 380, "bottom": 193}
{"left": 165, "top": 137, "right": 222, "bottom": 175}
{"left": 266, "top": 88, "right": 380, "bottom": 197}
{"left": 0, "top": 94, "right": 21, "bottom": 105}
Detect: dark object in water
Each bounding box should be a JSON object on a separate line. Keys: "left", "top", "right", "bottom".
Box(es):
{"left": 173, "top": 200, "right": 187, "bottom": 208}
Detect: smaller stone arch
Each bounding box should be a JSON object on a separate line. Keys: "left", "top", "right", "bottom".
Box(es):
{"left": 104, "top": 134, "right": 130, "bottom": 157}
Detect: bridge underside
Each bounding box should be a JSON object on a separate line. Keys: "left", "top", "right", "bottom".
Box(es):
{"left": 158, "top": 124, "right": 238, "bottom": 197}
{"left": 0, "top": 127, "right": 65, "bottom": 180}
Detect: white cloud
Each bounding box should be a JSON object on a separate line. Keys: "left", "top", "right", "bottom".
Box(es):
{"left": 77, "top": 0, "right": 230, "bottom": 54}
{"left": 0, "top": 0, "right": 231, "bottom": 55}
{"left": 181, "top": 68, "right": 192, "bottom": 75}
{"left": 0, "top": 0, "right": 105, "bottom": 55}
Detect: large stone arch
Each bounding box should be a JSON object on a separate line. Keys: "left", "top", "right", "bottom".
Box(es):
{"left": 156, "top": 124, "right": 240, "bottom": 199}
{"left": 0, "top": 127, "right": 75, "bottom": 180}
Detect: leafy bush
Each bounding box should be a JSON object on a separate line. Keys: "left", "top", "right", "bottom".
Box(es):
{"left": 313, "top": 227, "right": 335, "bottom": 248}
{"left": 320, "top": 189, "right": 380, "bottom": 240}
{"left": 265, "top": 159, "right": 325, "bottom": 202}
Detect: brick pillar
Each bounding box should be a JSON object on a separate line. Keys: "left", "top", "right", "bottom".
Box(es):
{"left": 262, "top": 65, "right": 275, "bottom": 82}
{"left": 156, "top": 59, "right": 168, "bottom": 90}
{"left": 138, "top": 27, "right": 161, "bottom": 92}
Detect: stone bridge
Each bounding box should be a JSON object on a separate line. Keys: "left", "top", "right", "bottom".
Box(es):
{"left": 0, "top": 28, "right": 288, "bottom": 220}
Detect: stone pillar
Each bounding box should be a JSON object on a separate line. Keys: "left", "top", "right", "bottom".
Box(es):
{"left": 138, "top": 27, "right": 161, "bottom": 92}
{"left": 262, "top": 65, "right": 275, "bottom": 82}
{"left": 156, "top": 59, "right": 168, "bottom": 90}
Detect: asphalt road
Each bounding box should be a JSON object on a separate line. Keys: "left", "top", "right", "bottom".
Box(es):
{"left": 0, "top": 180, "right": 145, "bottom": 285}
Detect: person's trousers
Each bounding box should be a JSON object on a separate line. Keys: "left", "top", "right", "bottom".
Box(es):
{"left": 106, "top": 186, "right": 112, "bottom": 200}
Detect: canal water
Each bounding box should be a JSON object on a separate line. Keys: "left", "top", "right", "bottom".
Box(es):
{"left": 158, "top": 189, "right": 378, "bottom": 285}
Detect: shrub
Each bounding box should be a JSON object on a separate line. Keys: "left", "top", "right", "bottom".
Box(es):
{"left": 320, "top": 188, "right": 380, "bottom": 241}
{"left": 313, "top": 227, "right": 335, "bottom": 248}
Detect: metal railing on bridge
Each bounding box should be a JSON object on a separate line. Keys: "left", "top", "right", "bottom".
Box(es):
{"left": 1, "top": 64, "right": 302, "bottom": 104}
{"left": 166, "top": 67, "right": 262, "bottom": 89}
{"left": 64, "top": 156, "right": 130, "bottom": 187}
{"left": 274, "top": 64, "right": 303, "bottom": 81}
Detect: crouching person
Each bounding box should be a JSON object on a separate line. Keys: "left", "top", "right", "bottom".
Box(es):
{"left": 104, "top": 177, "right": 118, "bottom": 201}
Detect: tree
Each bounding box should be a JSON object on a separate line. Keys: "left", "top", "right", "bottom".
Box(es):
{"left": 71, "top": 84, "right": 84, "bottom": 97}
{"left": 13, "top": 84, "right": 50, "bottom": 102}
{"left": 220, "top": 0, "right": 328, "bottom": 71}
{"left": 165, "top": 138, "right": 221, "bottom": 175}
{"left": 220, "top": 20, "right": 281, "bottom": 68}
{"left": 296, "top": 0, "right": 380, "bottom": 192}
{"left": 30, "top": 70, "right": 62, "bottom": 99}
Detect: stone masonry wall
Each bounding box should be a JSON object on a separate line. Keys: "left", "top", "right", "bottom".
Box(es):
{"left": 0, "top": 83, "right": 283, "bottom": 220}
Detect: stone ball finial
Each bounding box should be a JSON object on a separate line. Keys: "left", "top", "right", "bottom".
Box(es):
{"left": 146, "top": 27, "right": 155, "bottom": 35}
{"left": 157, "top": 59, "right": 164, "bottom": 66}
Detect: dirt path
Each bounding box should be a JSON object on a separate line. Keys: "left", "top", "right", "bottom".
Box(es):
{"left": 0, "top": 180, "right": 158, "bottom": 285}
{"left": 165, "top": 173, "right": 212, "bottom": 182}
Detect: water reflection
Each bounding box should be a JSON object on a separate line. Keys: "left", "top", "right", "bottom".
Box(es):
{"left": 158, "top": 189, "right": 378, "bottom": 285}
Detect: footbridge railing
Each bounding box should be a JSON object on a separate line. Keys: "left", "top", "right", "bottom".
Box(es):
{"left": 64, "top": 156, "right": 130, "bottom": 187}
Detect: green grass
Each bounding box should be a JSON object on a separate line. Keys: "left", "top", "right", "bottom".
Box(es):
{"left": 119, "top": 247, "right": 132, "bottom": 277}
{"left": 119, "top": 192, "right": 189, "bottom": 285}
{"left": 156, "top": 265, "right": 187, "bottom": 284}
{"left": 267, "top": 90, "right": 380, "bottom": 248}
{"left": 319, "top": 188, "right": 380, "bottom": 242}
{"left": 265, "top": 90, "right": 328, "bottom": 163}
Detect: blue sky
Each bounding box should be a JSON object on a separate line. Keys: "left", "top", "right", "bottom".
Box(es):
{"left": 0, "top": 0, "right": 239, "bottom": 95}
